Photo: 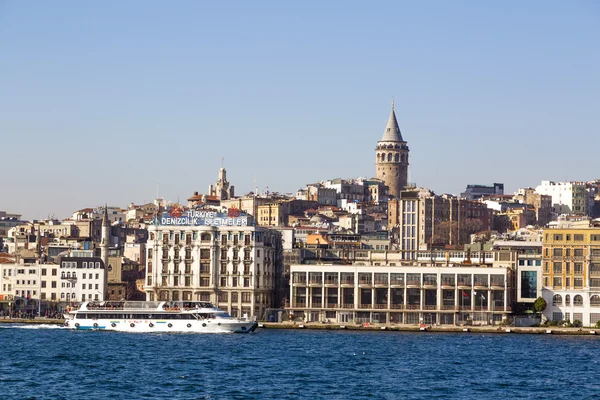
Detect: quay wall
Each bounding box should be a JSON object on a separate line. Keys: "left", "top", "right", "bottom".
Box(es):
{"left": 259, "top": 322, "right": 600, "bottom": 336}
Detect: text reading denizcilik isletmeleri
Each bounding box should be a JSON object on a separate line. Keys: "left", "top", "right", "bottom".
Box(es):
{"left": 158, "top": 211, "right": 249, "bottom": 227}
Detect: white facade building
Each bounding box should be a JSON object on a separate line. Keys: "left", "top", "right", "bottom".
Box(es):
{"left": 144, "top": 208, "right": 282, "bottom": 319}
{"left": 289, "top": 263, "right": 513, "bottom": 325}
{"left": 535, "top": 181, "right": 593, "bottom": 216}
{"left": 59, "top": 257, "right": 106, "bottom": 303}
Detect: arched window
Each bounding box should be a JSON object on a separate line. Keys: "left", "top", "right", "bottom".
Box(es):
{"left": 565, "top": 294, "right": 571, "bottom": 306}
{"left": 150, "top": 233, "right": 155, "bottom": 240}
{"left": 201, "top": 233, "right": 211, "bottom": 242}
{"left": 66, "top": 293, "right": 71, "bottom": 301}
{"left": 387, "top": 153, "right": 392, "bottom": 162}
{"left": 574, "top": 295, "right": 584, "bottom": 306}
{"left": 591, "top": 295, "right": 600, "bottom": 307}
{"left": 552, "top": 294, "right": 562, "bottom": 306}
{"left": 394, "top": 154, "right": 399, "bottom": 162}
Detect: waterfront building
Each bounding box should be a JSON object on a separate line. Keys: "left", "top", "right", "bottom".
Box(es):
{"left": 460, "top": 183, "right": 504, "bottom": 200}
{"left": 542, "top": 225, "right": 600, "bottom": 326}
{"left": 58, "top": 252, "right": 107, "bottom": 302}
{"left": 492, "top": 240, "right": 542, "bottom": 304}
{"left": 0, "top": 255, "right": 61, "bottom": 316}
{"left": 289, "top": 262, "right": 513, "bottom": 325}
{"left": 375, "top": 101, "right": 409, "bottom": 198}
{"left": 144, "top": 208, "right": 282, "bottom": 319}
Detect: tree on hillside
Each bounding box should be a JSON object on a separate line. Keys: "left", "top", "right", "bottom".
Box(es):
{"left": 431, "top": 218, "right": 485, "bottom": 248}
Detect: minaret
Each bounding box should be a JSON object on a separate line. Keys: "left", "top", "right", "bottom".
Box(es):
{"left": 101, "top": 205, "right": 110, "bottom": 300}
{"left": 35, "top": 227, "right": 41, "bottom": 262}
{"left": 375, "top": 99, "right": 409, "bottom": 198}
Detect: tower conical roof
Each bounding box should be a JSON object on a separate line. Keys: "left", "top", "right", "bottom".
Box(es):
{"left": 380, "top": 101, "right": 403, "bottom": 142}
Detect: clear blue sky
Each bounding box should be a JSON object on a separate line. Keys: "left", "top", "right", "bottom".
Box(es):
{"left": 1, "top": 1, "right": 598, "bottom": 220}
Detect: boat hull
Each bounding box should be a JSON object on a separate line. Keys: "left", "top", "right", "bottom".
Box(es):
{"left": 63, "top": 318, "right": 257, "bottom": 333}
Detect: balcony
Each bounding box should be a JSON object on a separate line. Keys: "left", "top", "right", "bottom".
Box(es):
{"left": 374, "top": 304, "right": 388, "bottom": 309}
{"left": 457, "top": 280, "right": 472, "bottom": 288}
{"left": 442, "top": 305, "right": 457, "bottom": 311}
{"left": 324, "top": 280, "right": 338, "bottom": 287}
{"left": 423, "top": 305, "right": 437, "bottom": 310}
{"left": 292, "top": 301, "right": 306, "bottom": 308}
{"left": 358, "top": 304, "right": 372, "bottom": 309}
{"left": 390, "top": 280, "right": 405, "bottom": 288}
{"left": 340, "top": 303, "right": 354, "bottom": 309}
{"left": 406, "top": 304, "right": 420, "bottom": 310}
{"left": 390, "top": 304, "right": 405, "bottom": 310}
{"left": 309, "top": 280, "right": 323, "bottom": 287}
{"left": 358, "top": 280, "right": 373, "bottom": 288}
{"left": 374, "top": 280, "right": 388, "bottom": 288}
{"left": 441, "top": 280, "right": 455, "bottom": 288}
{"left": 310, "top": 302, "right": 323, "bottom": 309}
{"left": 423, "top": 280, "right": 437, "bottom": 288}
{"left": 406, "top": 280, "right": 421, "bottom": 288}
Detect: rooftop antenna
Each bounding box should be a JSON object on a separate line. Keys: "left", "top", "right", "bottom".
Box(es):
{"left": 221, "top": 157, "right": 224, "bottom": 168}
{"left": 392, "top": 96, "right": 395, "bottom": 111}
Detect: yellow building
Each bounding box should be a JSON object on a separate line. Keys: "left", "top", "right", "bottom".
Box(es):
{"left": 542, "top": 226, "right": 600, "bottom": 325}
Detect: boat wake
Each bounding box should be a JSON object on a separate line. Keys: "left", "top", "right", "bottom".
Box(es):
{"left": 0, "top": 324, "right": 65, "bottom": 330}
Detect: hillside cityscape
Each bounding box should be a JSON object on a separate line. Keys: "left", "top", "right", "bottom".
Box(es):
{"left": 1, "top": 104, "right": 600, "bottom": 327}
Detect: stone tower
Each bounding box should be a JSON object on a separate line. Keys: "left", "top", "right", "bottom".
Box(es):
{"left": 375, "top": 100, "right": 409, "bottom": 198}
{"left": 208, "top": 167, "right": 235, "bottom": 200}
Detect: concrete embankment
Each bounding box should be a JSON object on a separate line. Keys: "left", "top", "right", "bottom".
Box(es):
{"left": 258, "top": 322, "right": 600, "bottom": 336}
{"left": 1, "top": 319, "right": 598, "bottom": 335}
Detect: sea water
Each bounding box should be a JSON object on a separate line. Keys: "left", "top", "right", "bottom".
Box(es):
{"left": 1, "top": 324, "right": 599, "bottom": 399}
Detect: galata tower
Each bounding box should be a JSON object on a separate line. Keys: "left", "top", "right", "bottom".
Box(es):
{"left": 375, "top": 100, "right": 409, "bottom": 198}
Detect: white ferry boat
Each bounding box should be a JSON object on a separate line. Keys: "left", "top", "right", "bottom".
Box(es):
{"left": 63, "top": 301, "right": 258, "bottom": 333}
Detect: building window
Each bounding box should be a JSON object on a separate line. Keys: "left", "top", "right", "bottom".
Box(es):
{"left": 520, "top": 271, "right": 537, "bottom": 299}
{"left": 553, "top": 248, "right": 562, "bottom": 257}
{"left": 574, "top": 295, "right": 584, "bottom": 306}
{"left": 241, "top": 292, "right": 251, "bottom": 303}
{"left": 553, "top": 263, "right": 562, "bottom": 274}
{"left": 552, "top": 294, "right": 562, "bottom": 306}
{"left": 218, "top": 292, "right": 228, "bottom": 302}
{"left": 552, "top": 277, "right": 562, "bottom": 288}
{"left": 552, "top": 312, "right": 563, "bottom": 322}
{"left": 590, "top": 295, "right": 600, "bottom": 307}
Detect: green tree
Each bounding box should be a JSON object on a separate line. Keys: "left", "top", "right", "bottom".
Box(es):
{"left": 532, "top": 297, "right": 547, "bottom": 321}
